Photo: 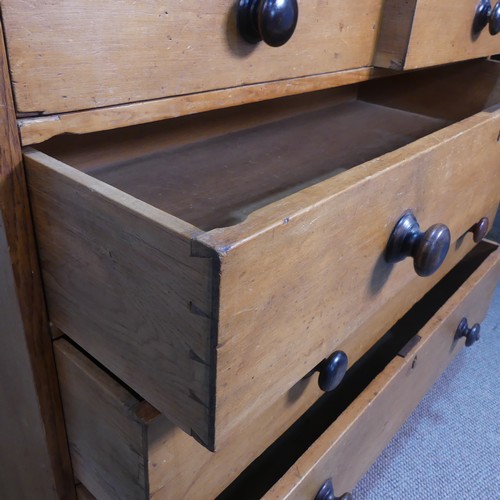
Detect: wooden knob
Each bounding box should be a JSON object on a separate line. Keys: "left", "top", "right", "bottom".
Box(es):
{"left": 315, "top": 479, "right": 352, "bottom": 500}
{"left": 456, "top": 318, "right": 481, "bottom": 347}
{"left": 474, "top": 0, "right": 500, "bottom": 34}
{"left": 470, "top": 217, "right": 489, "bottom": 243}
{"left": 237, "top": 0, "right": 299, "bottom": 47}
{"left": 385, "top": 210, "right": 451, "bottom": 277}
{"left": 317, "top": 351, "right": 349, "bottom": 392}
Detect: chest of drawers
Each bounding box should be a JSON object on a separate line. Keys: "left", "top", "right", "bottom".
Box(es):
{"left": 0, "top": 1, "right": 499, "bottom": 499}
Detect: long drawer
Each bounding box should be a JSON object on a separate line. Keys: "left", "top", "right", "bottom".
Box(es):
{"left": 25, "top": 59, "right": 500, "bottom": 450}
{"left": 1, "top": 0, "right": 383, "bottom": 115}
{"left": 55, "top": 242, "right": 500, "bottom": 499}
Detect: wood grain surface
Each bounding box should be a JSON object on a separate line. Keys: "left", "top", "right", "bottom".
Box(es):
{"left": 0, "top": 23, "right": 75, "bottom": 500}
{"left": 24, "top": 62, "right": 500, "bottom": 451}
{"left": 2, "top": 0, "right": 383, "bottom": 114}
{"left": 54, "top": 243, "right": 500, "bottom": 500}
{"left": 18, "top": 67, "right": 390, "bottom": 146}
{"left": 265, "top": 245, "right": 500, "bottom": 499}
{"left": 24, "top": 149, "right": 216, "bottom": 449}
{"left": 199, "top": 105, "right": 500, "bottom": 442}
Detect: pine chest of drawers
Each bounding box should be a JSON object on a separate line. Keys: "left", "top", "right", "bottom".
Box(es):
{"left": 0, "top": 1, "right": 499, "bottom": 498}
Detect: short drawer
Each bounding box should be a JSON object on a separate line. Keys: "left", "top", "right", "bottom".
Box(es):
{"left": 56, "top": 242, "right": 500, "bottom": 499}
{"left": 25, "top": 59, "right": 500, "bottom": 450}
{"left": 1, "top": 0, "right": 383, "bottom": 115}
{"left": 375, "top": 0, "right": 500, "bottom": 70}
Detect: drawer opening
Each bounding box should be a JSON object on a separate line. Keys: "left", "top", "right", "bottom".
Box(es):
{"left": 217, "top": 241, "right": 497, "bottom": 499}
{"left": 33, "top": 60, "right": 500, "bottom": 232}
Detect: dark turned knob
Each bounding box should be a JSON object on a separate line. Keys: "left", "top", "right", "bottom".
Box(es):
{"left": 237, "top": 0, "right": 299, "bottom": 47}
{"left": 456, "top": 318, "right": 481, "bottom": 347}
{"left": 490, "top": 2, "right": 500, "bottom": 34}
{"left": 469, "top": 217, "right": 490, "bottom": 243}
{"left": 315, "top": 479, "right": 352, "bottom": 500}
{"left": 385, "top": 210, "right": 451, "bottom": 277}
{"left": 474, "top": 0, "right": 500, "bottom": 34}
{"left": 316, "top": 351, "right": 348, "bottom": 392}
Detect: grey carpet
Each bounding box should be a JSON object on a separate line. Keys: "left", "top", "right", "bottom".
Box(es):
{"left": 352, "top": 279, "right": 500, "bottom": 499}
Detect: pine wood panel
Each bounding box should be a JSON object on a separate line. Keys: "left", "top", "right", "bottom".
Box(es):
{"left": 25, "top": 62, "right": 500, "bottom": 450}
{"left": 375, "top": 0, "right": 500, "bottom": 70}
{"left": 17, "top": 67, "right": 390, "bottom": 146}
{"left": 1, "top": 0, "right": 383, "bottom": 115}
{"left": 266, "top": 244, "right": 500, "bottom": 499}
{"left": 0, "top": 22, "right": 75, "bottom": 500}
{"left": 24, "top": 150, "right": 216, "bottom": 449}
{"left": 198, "top": 105, "right": 500, "bottom": 441}
{"left": 55, "top": 243, "right": 500, "bottom": 499}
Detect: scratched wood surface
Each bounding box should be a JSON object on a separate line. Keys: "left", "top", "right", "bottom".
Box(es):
{"left": 197, "top": 69, "right": 500, "bottom": 441}
{"left": 24, "top": 149, "right": 216, "bottom": 449}
{"left": 1, "top": 0, "right": 383, "bottom": 115}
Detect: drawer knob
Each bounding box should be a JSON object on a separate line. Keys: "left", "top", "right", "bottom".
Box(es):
{"left": 237, "top": 0, "right": 299, "bottom": 47}
{"left": 474, "top": 0, "right": 500, "bottom": 34}
{"left": 490, "top": 2, "right": 500, "bottom": 34}
{"left": 385, "top": 210, "right": 451, "bottom": 277}
{"left": 315, "top": 479, "right": 352, "bottom": 500}
{"left": 456, "top": 318, "right": 481, "bottom": 347}
{"left": 317, "top": 351, "right": 349, "bottom": 392}
{"left": 470, "top": 217, "right": 489, "bottom": 243}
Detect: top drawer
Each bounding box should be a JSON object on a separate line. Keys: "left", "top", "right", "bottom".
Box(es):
{"left": 1, "top": 0, "right": 383, "bottom": 114}
{"left": 375, "top": 0, "right": 500, "bottom": 70}
{"left": 24, "top": 60, "right": 500, "bottom": 451}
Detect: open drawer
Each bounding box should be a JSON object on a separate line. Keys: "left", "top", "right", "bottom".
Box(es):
{"left": 25, "top": 59, "right": 500, "bottom": 450}
{"left": 55, "top": 242, "right": 500, "bottom": 499}
{"left": 375, "top": 0, "right": 500, "bottom": 70}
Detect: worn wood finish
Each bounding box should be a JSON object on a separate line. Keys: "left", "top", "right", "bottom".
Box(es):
{"left": 24, "top": 62, "right": 500, "bottom": 450}
{"left": 198, "top": 107, "right": 500, "bottom": 441}
{"left": 55, "top": 338, "right": 326, "bottom": 500}
{"left": 24, "top": 150, "right": 216, "bottom": 448}
{"left": 2, "top": 0, "right": 383, "bottom": 115}
{"left": 0, "top": 23, "right": 75, "bottom": 500}
{"left": 37, "top": 86, "right": 358, "bottom": 173}
{"left": 54, "top": 243, "right": 500, "bottom": 499}
{"left": 265, "top": 245, "right": 500, "bottom": 499}
{"left": 18, "top": 67, "right": 390, "bottom": 146}
{"left": 46, "top": 101, "right": 449, "bottom": 231}
{"left": 375, "top": 0, "right": 500, "bottom": 70}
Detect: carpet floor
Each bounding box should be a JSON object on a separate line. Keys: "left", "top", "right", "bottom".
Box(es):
{"left": 352, "top": 280, "right": 500, "bottom": 499}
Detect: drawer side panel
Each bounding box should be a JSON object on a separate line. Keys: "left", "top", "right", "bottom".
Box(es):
{"left": 24, "top": 150, "right": 216, "bottom": 449}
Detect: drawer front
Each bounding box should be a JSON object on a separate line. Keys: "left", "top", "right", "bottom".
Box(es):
{"left": 56, "top": 243, "right": 500, "bottom": 499}
{"left": 202, "top": 108, "right": 500, "bottom": 442}
{"left": 2, "top": 0, "right": 382, "bottom": 115}
{"left": 376, "top": 0, "right": 500, "bottom": 70}
{"left": 260, "top": 243, "right": 500, "bottom": 498}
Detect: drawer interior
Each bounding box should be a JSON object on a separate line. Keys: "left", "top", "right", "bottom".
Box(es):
{"left": 217, "top": 241, "right": 498, "bottom": 499}
{"left": 36, "top": 60, "right": 500, "bottom": 232}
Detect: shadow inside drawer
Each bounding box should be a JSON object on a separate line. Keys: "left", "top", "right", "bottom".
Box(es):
{"left": 218, "top": 242, "right": 496, "bottom": 499}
